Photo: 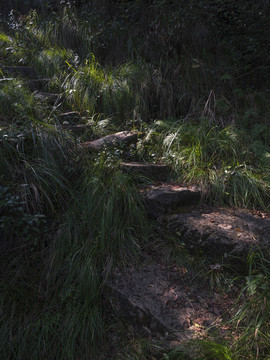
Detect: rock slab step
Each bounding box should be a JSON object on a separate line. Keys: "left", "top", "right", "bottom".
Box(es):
{"left": 120, "top": 162, "right": 170, "bottom": 182}
{"left": 34, "top": 92, "right": 63, "bottom": 104}
{"left": 27, "top": 78, "right": 50, "bottom": 91}
{"left": 166, "top": 207, "right": 270, "bottom": 260}
{"left": 58, "top": 111, "right": 80, "bottom": 121}
{"left": 2, "top": 66, "right": 38, "bottom": 78}
{"left": 108, "top": 258, "right": 235, "bottom": 342}
{"left": 62, "top": 124, "right": 92, "bottom": 136}
{"left": 141, "top": 185, "right": 201, "bottom": 218}
{"left": 82, "top": 131, "right": 138, "bottom": 151}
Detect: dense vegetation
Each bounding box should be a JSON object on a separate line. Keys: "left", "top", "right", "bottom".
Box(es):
{"left": 0, "top": 1, "right": 270, "bottom": 359}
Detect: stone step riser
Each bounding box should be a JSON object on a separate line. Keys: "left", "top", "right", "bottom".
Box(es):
{"left": 82, "top": 131, "right": 139, "bottom": 151}
{"left": 27, "top": 79, "right": 51, "bottom": 91}
{"left": 120, "top": 162, "right": 170, "bottom": 182}
{"left": 165, "top": 208, "right": 270, "bottom": 262}
{"left": 2, "top": 66, "right": 38, "bottom": 79}
{"left": 141, "top": 185, "right": 201, "bottom": 218}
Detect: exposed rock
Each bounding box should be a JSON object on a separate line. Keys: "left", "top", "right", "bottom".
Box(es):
{"left": 0, "top": 77, "right": 50, "bottom": 91}
{"left": 165, "top": 207, "right": 270, "bottom": 260}
{"left": 27, "top": 78, "right": 50, "bottom": 91}
{"left": 82, "top": 131, "right": 139, "bottom": 151}
{"left": 34, "top": 92, "right": 64, "bottom": 104}
{"left": 58, "top": 111, "right": 80, "bottom": 121}
{"left": 108, "top": 257, "right": 235, "bottom": 343}
{"left": 120, "top": 162, "right": 170, "bottom": 182}
{"left": 62, "top": 124, "right": 93, "bottom": 136}
{"left": 0, "top": 71, "right": 50, "bottom": 91}
{"left": 141, "top": 184, "right": 201, "bottom": 218}
{"left": 1, "top": 66, "right": 38, "bottom": 78}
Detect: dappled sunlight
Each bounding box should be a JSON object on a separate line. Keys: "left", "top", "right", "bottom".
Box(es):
{"left": 0, "top": 1, "right": 270, "bottom": 359}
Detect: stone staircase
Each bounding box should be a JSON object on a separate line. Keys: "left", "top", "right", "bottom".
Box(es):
{"left": 80, "top": 129, "right": 270, "bottom": 261}
{"left": 1, "top": 65, "right": 65, "bottom": 104}
{"left": 2, "top": 65, "right": 38, "bottom": 78}
{"left": 3, "top": 65, "right": 270, "bottom": 351}
{"left": 85, "top": 130, "right": 270, "bottom": 349}
{"left": 82, "top": 131, "right": 139, "bottom": 151}
{"left": 108, "top": 255, "right": 235, "bottom": 347}
{"left": 120, "top": 162, "right": 170, "bottom": 182}
{"left": 2, "top": 66, "right": 269, "bottom": 262}
{"left": 1, "top": 65, "right": 86, "bottom": 134}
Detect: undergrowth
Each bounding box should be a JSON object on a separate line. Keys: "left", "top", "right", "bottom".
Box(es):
{"left": 0, "top": 2, "right": 270, "bottom": 359}
{"left": 0, "top": 127, "right": 147, "bottom": 359}
{"left": 142, "top": 119, "right": 270, "bottom": 210}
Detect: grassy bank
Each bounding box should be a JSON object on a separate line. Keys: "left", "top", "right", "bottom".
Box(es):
{"left": 0, "top": 2, "right": 270, "bottom": 359}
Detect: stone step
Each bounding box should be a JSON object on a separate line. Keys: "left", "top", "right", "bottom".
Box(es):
{"left": 57, "top": 111, "right": 80, "bottom": 122}
{"left": 27, "top": 78, "right": 51, "bottom": 91}
{"left": 165, "top": 207, "right": 270, "bottom": 262}
{"left": 82, "top": 131, "right": 139, "bottom": 151}
{"left": 34, "top": 92, "right": 64, "bottom": 104}
{"left": 62, "top": 123, "right": 92, "bottom": 136}
{"left": 141, "top": 184, "right": 201, "bottom": 218}
{"left": 0, "top": 77, "right": 50, "bottom": 91}
{"left": 1, "top": 66, "right": 38, "bottom": 79}
{"left": 108, "top": 257, "right": 236, "bottom": 344}
{"left": 120, "top": 162, "right": 170, "bottom": 182}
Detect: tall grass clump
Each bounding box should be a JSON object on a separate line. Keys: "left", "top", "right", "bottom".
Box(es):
{"left": 0, "top": 127, "right": 75, "bottom": 213}
{"left": 0, "top": 11, "right": 43, "bottom": 65}
{"left": 35, "top": 162, "right": 148, "bottom": 359}
{"left": 0, "top": 79, "right": 35, "bottom": 123}
{"left": 147, "top": 119, "right": 270, "bottom": 209}
{"left": 28, "top": 6, "right": 92, "bottom": 57}
{"left": 0, "top": 29, "right": 31, "bottom": 65}
{"left": 65, "top": 160, "right": 148, "bottom": 262}
{"left": 65, "top": 57, "right": 149, "bottom": 121}
{"left": 103, "top": 62, "right": 150, "bottom": 121}
{"left": 0, "top": 11, "right": 79, "bottom": 81}
{"left": 0, "top": 125, "right": 148, "bottom": 359}
{"left": 64, "top": 55, "right": 109, "bottom": 114}
{"left": 0, "top": 143, "right": 98, "bottom": 359}
{"left": 34, "top": 47, "right": 77, "bottom": 78}
{"left": 0, "top": 125, "right": 90, "bottom": 359}
{"left": 0, "top": 235, "right": 104, "bottom": 360}
{"left": 232, "top": 251, "right": 270, "bottom": 359}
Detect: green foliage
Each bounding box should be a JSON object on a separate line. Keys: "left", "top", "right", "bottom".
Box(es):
{"left": 0, "top": 185, "right": 46, "bottom": 245}
{"left": 147, "top": 119, "right": 270, "bottom": 209}
{"left": 77, "top": 163, "right": 148, "bottom": 261}
{"left": 0, "top": 79, "right": 35, "bottom": 122}
{"left": 0, "top": 131, "right": 100, "bottom": 359}
{"left": 0, "top": 123, "right": 148, "bottom": 359}
{"left": 0, "top": 127, "right": 76, "bottom": 213}
{"left": 64, "top": 58, "right": 149, "bottom": 121}
{"left": 0, "top": 29, "right": 29, "bottom": 65}
{"left": 34, "top": 47, "right": 76, "bottom": 78}
{"left": 0, "top": 2, "right": 270, "bottom": 359}
{"left": 231, "top": 251, "right": 270, "bottom": 358}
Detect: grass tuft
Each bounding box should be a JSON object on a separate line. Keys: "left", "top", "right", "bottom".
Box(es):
{"left": 145, "top": 119, "right": 270, "bottom": 209}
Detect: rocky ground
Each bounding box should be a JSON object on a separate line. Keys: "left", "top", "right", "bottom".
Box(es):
{"left": 92, "top": 130, "right": 270, "bottom": 352}
{"left": 108, "top": 253, "right": 238, "bottom": 343}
